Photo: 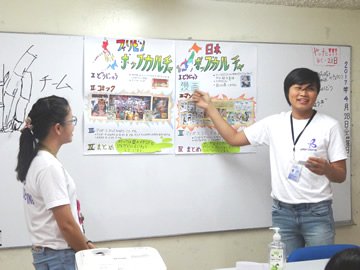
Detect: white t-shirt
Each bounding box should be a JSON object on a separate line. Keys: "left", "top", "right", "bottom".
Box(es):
{"left": 244, "top": 111, "right": 347, "bottom": 204}
{"left": 23, "top": 150, "right": 82, "bottom": 249}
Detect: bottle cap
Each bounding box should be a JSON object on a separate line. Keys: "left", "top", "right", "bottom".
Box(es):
{"left": 269, "top": 227, "right": 281, "bottom": 241}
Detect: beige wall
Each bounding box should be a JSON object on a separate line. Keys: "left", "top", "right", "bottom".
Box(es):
{"left": 0, "top": 1, "right": 359, "bottom": 269}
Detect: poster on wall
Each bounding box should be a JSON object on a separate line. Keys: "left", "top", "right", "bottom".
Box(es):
{"left": 174, "top": 41, "right": 258, "bottom": 154}
{"left": 311, "top": 45, "right": 351, "bottom": 155}
{"left": 84, "top": 37, "right": 176, "bottom": 154}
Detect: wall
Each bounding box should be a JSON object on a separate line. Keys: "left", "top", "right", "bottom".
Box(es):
{"left": 0, "top": 0, "right": 359, "bottom": 269}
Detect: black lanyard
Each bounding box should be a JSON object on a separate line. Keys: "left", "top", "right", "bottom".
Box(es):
{"left": 290, "top": 110, "right": 317, "bottom": 153}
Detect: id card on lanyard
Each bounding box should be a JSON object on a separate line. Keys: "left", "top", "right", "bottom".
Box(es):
{"left": 287, "top": 110, "right": 317, "bottom": 182}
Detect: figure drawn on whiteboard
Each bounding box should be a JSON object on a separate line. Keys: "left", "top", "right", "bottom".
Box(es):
{"left": 0, "top": 45, "right": 74, "bottom": 133}
{"left": 0, "top": 46, "right": 37, "bottom": 133}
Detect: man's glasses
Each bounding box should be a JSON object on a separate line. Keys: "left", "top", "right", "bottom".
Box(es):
{"left": 61, "top": 116, "right": 77, "bottom": 126}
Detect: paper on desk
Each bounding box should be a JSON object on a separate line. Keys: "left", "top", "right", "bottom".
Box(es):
{"left": 75, "top": 247, "right": 167, "bottom": 270}
{"left": 236, "top": 261, "right": 268, "bottom": 270}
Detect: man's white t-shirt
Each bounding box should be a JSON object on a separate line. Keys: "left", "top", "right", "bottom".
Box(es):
{"left": 23, "top": 150, "right": 82, "bottom": 249}
{"left": 244, "top": 111, "right": 347, "bottom": 204}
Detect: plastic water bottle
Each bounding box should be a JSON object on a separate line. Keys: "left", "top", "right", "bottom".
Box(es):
{"left": 269, "top": 227, "right": 286, "bottom": 270}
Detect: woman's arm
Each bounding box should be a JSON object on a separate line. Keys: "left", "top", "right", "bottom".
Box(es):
{"left": 52, "top": 204, "right": 89, "bottom": 251}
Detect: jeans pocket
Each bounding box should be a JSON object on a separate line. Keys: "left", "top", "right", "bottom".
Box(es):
{"left": 271, "top": 200, "right": 281, "bottom": 212}
{"left": 310, "top": 201, "right": 331, "bottom": 217}
{"left": 31, "top": 246, "right": 45, "bottom": 255}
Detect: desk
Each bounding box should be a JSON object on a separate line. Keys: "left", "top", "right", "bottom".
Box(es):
{"left": 215, "top": 258, "right": 328, "bottom": 270}
{"left": 75, "top": 247, "right": 167, "bottom": 270}
{"left": 286, "top": 259, "right": 328, "bottom": 269}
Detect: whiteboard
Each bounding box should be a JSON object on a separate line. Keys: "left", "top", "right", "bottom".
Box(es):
{"left": 0, "top": 32, "right": 351, "bottom": 248}
{"left": 0, "top": 32, "right": 84, "bottom": 248}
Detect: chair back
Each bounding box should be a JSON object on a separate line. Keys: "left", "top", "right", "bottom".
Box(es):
{"left": 287, "top": 244, "right": 359, "bottom": 262}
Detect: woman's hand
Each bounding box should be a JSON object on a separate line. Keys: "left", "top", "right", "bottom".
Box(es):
{"left": 87, "top": 241, "right": 96, "bottom": 249}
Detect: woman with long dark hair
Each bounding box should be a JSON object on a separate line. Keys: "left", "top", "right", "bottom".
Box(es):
{"left": 16, "top": 95, "right": 95, "bottom": 269}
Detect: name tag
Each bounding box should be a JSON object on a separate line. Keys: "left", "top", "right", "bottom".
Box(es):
{"left": 287, "top": 161, "right": 303, "bottom": 182}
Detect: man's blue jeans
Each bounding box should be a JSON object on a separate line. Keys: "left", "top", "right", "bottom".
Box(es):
{"left": 272, "top": 199, "right": 335, "bottom": 257}
{"left": 32, "top": 246, "right": 76, "bottom": 270}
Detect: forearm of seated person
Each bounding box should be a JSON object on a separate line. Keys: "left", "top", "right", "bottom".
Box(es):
{"left": 52, "top": 204, "right": 88, "bottom": 251}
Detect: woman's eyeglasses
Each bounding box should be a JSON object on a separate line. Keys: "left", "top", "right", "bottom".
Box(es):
{"left": 61, "top": 116, "right": 77, "bottom": 126}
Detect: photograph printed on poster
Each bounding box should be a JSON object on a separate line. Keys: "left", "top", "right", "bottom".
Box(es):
{"left": 91, "top": 94, "right": 109, "bottom": 117}
{"left": 109, "top": 94, "right": 152, "bottom": 121}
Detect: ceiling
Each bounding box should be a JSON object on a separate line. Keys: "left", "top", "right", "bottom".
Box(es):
{"left": 214, "top": 0, "right": 360, "bottom": 10}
